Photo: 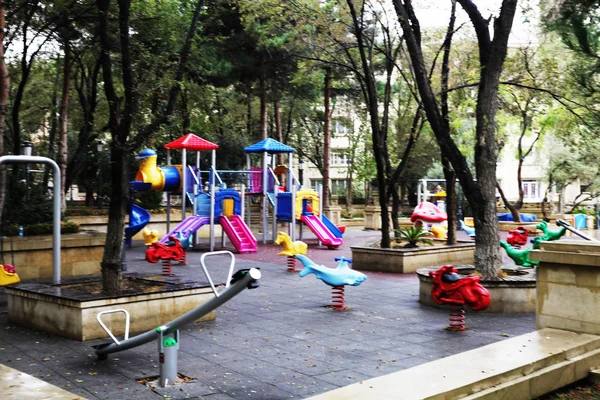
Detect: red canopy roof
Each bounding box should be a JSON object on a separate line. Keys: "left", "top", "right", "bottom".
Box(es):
{"left": 164, "top": 133, "right": 218, "bottom": 151}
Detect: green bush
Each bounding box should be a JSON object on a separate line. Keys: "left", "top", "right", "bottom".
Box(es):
{"left": 135, "top": 191, "right": 164, "bottom": 211}
{"left": 394, "top": 226, "right": 434, "bottom": 248}
{"left": 3, "top": 193, "right": 55, "bottom": 226}
{"left": 337, "top": 196, "right": 367, "bottom": 205}
{"left": 2, "top": 222, "right": 79, "bottom": 236}
{"left": 64, "top": 207, "right": 108, "bottom": 217}
{"left": 572, "top": 206, "right": 595, "bottom": 216}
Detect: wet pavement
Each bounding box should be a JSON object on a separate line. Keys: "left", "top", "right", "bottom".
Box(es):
{"left": 1, "top": 224, "right": 586, "bottom": 399}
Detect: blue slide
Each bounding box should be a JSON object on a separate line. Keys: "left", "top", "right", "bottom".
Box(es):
{"left": 125, "top": 204, "right": 151, "bottom": 245}
{"left": 321, "top": 214, "right": 343, "bottom": 238}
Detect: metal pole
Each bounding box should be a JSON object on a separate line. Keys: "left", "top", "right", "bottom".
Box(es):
{"left": 0, "top": 156, "right": 61, "bottom": 284}
{"left": 262, "top": 151, "right": 268, "bottom": 244}
{"left": 166, "top": 150, "right": 171, "bottom": 234}
{"left": 556, "top": 219, "right": 600, "bottom": 242}
{"left": 181, "top": 149, "right": 187, "bottom": 221}
{"left": 210, "top": 150, "right": 216, "bottom": 251}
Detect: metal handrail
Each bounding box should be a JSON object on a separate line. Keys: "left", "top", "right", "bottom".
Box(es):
{"left": 200, "top": 251, "right": 236, "bottom": 297}
{"left": 96, "top": 309, "right": 130, "bottom": 345}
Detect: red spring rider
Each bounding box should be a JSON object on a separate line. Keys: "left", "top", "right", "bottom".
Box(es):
{"left": 429, "top": 265, "right": 490, "bottom": 331}
{"left": 507, "top": 226, "right": 529, "bottom": 248}
{"left": 145, "top": 236, "right": 185, "bottom": 276}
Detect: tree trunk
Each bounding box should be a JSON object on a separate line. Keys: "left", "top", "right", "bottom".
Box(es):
{"left": 345, "top": 0, "right": 390, "bottom": 247}
{"left": 97, "top": 0, "right": 135, "bottom": 294}
{"left": 43, "top": 57, "right": 60, "bottom": 192}
{"left": 0, "top": 0, "right": 8, "bottom": 224}
{"left": 101, "top": 141, "right": 128, "bottom": 293}
{"left": 442, "top": 157, "right": 457, "bottom": 245}
{"left": 323, "top": 68, "right": 331, "bottom": 207}
{"left": 274, "top": 92, "right": 283, "bottom": 165}
{"left": 58, "top": 39, "right": 71, "bottom": 210}
{"left": 391, "top": 185, "right": 401, "bottom": 239}
{"left": 259, "top": 61, "right": 268, "bottom": 140}
{"left": 395, "top": 0, "right": 517, "bottom": 278}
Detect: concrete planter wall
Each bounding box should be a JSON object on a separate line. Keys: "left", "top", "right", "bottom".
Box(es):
{"left": 531, "top": 240, "right": 600, "bottom": 335}
{"left": 5, "top": 275, "right": 217, "bottom": 341}
{"left": 351, "top": 240, "right": 475, "bottom": 274}
{"left": 70, "top": 213, "right": 221, "bottom": 240}
{"left": 6, "top": 232, "right": 105, "bottom": 280}
{"left": 416, "top": 266, "right": 536, "bottom": 313}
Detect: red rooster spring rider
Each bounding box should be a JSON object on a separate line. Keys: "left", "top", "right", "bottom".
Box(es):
{"left": 429, "top": 265, "right": 490, "bottom": 331}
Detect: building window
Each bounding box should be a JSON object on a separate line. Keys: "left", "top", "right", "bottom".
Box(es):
{"left": 331, "top": 151, "right": 349, "bottom": 166}
{"left": 522, "top": 181, "right": 540, "bottom": 200}
{"left": 332, "top": 120, "right": 349, "bottom": 136}
{"left": 310, "top": 179, "right": 323, "bottom": 192}
{"left": 331, "top": 179, "right": 347, "bottom": 195}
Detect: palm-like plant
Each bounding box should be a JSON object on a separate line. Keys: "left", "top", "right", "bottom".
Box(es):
{"left": 395, "top": 226, "right": 434, "bottom": 248}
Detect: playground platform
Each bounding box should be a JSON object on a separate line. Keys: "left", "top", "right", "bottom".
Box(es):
{"left": 2, "top": 227, "right": 587, "bottom": 399}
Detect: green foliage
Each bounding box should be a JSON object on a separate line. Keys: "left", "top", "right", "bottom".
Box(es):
{"left": 135, "top": 191, "right": 164, "bottom": 212}
{"left": 2, "top": 192, "right": 55, "bottom": 228}
{"left": 572, "top": 206, "right": 595, "bottom": 216}
{"left": 394, "top": 226, "right": 434, "bottom": 248}
{"left": 2, "top": 222, "right": 79, "bottom": 236}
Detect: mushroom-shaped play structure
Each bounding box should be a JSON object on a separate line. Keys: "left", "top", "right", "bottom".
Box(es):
{"left": 410, "top": 202, "right": 448, "bottom": 238}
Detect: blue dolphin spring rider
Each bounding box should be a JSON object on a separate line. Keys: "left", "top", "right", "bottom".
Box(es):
{"left": 295, "top": 255, "right": 367, "bottom": 311}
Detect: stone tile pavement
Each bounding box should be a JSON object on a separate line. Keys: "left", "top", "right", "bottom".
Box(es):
{"left": 0, "top": 227, "right": 538, "bottom": 399}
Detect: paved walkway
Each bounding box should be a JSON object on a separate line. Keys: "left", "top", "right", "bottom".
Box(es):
{"left": 0, "top": 227, "right": 541, "bottom": 399}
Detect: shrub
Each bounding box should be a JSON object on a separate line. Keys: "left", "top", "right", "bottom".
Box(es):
{"left": 3, "top": 194, "right": 54, "bottom": 226}
{"left": 135, "top": 191, "right": 164, "bottom": 211}
{"left": 394, "top": 226, "right": 434, "bottom": 248}
{"left": 3, "top": 222, "right": 79, "bottom": 236}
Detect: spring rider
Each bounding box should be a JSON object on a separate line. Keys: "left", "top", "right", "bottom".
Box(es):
{"left": 295, "top": 254, "right": 367, "bottom": 311}
{"left": 506, "top": 226, "right": 529, "bottom": 248}
{"left": 0, "top": 264, "right": 20, "bottom": 286}
{"left": 275, "top": 231, "right": 308, "bottom": 272}
{"left": 429, "top": 265, "right": 490, "bottom": 331}
{"left": 145, "top": 236, "right": 185, "bottom": 276}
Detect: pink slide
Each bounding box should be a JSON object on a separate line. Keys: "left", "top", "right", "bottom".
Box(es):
{"left": 301, "top": 215, "right": 343, "bottom": 249}
{"left": 160, "top": 216, "right": 210, "bottom": 243}
{"left": 220, "top": 215, "right": 257, "bottom": 254}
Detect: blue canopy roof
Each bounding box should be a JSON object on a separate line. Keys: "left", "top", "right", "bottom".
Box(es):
{"left": 244, "top": 138, "right": 295, "bottom": 154}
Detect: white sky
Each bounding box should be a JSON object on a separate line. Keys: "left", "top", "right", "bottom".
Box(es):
{"left": 413, "top": 0, "right": 540, "bottom": 45}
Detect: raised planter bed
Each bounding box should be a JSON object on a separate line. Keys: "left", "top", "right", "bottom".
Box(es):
{"left": 5, "top": 273, "right": 217, "bottom": 341}
{"left": 351, "top": 239, "right": 475, "bottom": 274}
{"left": 416, "top": 265, "right": 536, "bottom": 313}
{"left": 3, "top": 232, "right": 105, "bottom": 280}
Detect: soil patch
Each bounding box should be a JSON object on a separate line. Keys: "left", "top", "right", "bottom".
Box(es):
{"left": 369, "top": 239, "right": 468, "bottom": 249}
{"left": 538, "top": 379, "right": 600, "bottom": 399}
{"left": 60, "top": 278, "right": 166, "bottom": 295}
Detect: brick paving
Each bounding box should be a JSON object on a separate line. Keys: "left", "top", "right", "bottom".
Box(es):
{"left": 0, "top": 227, "right": 541, "bottom": 399}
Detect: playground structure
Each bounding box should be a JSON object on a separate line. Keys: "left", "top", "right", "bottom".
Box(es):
{"left": 275, "top": 231, "right": 307, "bottom": 272}
{"left": 295, "top": 254, "right": 367, "bottom": 311}
{"left": 410, "top": 201, "right": 448, "bottom": 239}
{"left": 429, "top": 265, "right": 491, "bottom": 331}
{"left": 131, "top": 133, "right": 257, "bottom": 255}
{"left": 244, "top": 138, "right": 344, "bottom": 249}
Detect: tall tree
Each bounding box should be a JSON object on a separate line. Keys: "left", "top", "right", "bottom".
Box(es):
{"left": 57, "top": 13, "right": 72, "bottom": 210}
{"left": 96, "top": 0, "right": 134, "bottom": 293}
{"left": 393, "top": 0, "right": 518, "bottom": 278}
{"left": 0, "top": 0, "right": 9, "bottom": 224}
